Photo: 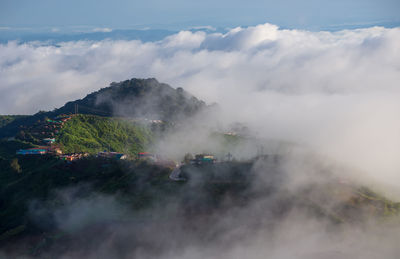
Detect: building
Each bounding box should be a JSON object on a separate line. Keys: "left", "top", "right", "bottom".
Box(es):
{"left": 98, "top": 152, "right": 127, "bottom": 160}
{"left": 191, "top": 154, "right": 216, "bottom": 165}
{"left": 47, "top": 146, "right": 63, "bottom": 155}
{"left": 46, "top": 119, "right": 63, "bottom": 124}
{"left": 60, "top": 154, "right": 76, "bottom": 162}
{"left": 42, "top": 138, "right": 56, "bottom": 144}
{"left": 35, "top": 145, "right": 63, "bottom": 155}
{"left": 60, "top": 153, "right": 89, "bottom": 162}
{"left": 16, "top": 148, "right": 47, "bottom": 155}
{"left": 224, "top": 132, "right": 237, "bottom": 136}
{"left": 138, "top": 152, "right": 157, "bottom": 161}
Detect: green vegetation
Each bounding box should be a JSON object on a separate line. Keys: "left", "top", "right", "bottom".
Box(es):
{"left": 0, "top": 78, "right": 206, "bottom": 139}
{"left": 356, "top": 187, "right": 400, "bottom": 217}
{"left": 0, "top": 113, "right": 49, "bottom": 139}
{"left": 212, "top": 132, "right": 243, "bottom": 149}
{"left": 0, "top": 139, "right": 33, "bottom": 160}
{"left": 10, "top": 158, "right": 22, "bottom": 173}
{"left": 0, "top": 156, "right": 174, "bottom": 243}
{"left": 0, "top": 115, "right": 28, "bottom": 129}
{"left": 1, "top": 78, "right": 400, "bottom": 257}
{"left": 57, "top": 115, "right": 153, "bottom": 155}
{"left": 206, "top": 132, "right": 251, "bottom": 157}
{"left": 0, "top": 154, "right": 399, "bottom": 256}
{"left": 56, "top": 78, "right": 205, "bottom": 121}
{"left": 0, "top": 158, "right": 254, "bottom": 248}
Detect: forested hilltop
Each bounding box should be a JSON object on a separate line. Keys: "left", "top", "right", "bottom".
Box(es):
{"left": 0, "top": 78, "right": 206, "bottom": 139}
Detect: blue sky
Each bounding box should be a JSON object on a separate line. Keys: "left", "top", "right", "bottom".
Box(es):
{"left": 1, "top": 0, "right": 399, "bottom": 31}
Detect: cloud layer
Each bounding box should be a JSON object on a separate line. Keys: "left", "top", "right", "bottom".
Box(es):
{"left": 1, "top": 23, "right": 400, "bottom": 195}
{"left": 1, "top": 23, "right": 399, "bottom": 114}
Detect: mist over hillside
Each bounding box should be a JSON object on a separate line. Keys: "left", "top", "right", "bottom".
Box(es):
{"left": 0, "top": 76, "right": 400, "bottom": 258}
{"left": 0, "top": 78, "right": 206, "bottom": 140}
{"left": 1, "top": 22, "right": 400, "bottom": 258}
{"left": 1, "top": 150, "right": 400, "bottom": 259}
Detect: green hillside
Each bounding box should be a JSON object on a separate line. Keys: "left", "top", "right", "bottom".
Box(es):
{"left": 0, "top": 78, "right": 206, "bottom": 139}
{"left": 0, "top": 140, "right": 33, "bottom": 160}
{"left": 1, "top": 77, "right": 400, "bottom": 257}
{"left": 0, "top": 156, "right": 173, "bottom": 245}
{"left": 0, "top": 156, "right": 399, "bottom": 257}
{"left": 57, "top": 78, "right": 205, "bottom": 121}
{"left": 0, "top": 115, "right": 28, "bottom": 129}
{"left": 56, "top": 115, "right": 153, "bottom": 155}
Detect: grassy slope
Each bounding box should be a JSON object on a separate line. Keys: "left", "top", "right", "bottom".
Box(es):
{"left": 56, "top": 115, "right": 153, "bottom": 155}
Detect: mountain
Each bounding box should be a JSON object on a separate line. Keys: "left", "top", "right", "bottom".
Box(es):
{"left": 57, "top": 78, "right": 205, "bottom": 121}
{"left": 0, "top": 78, "right": 206, "bottom": 139}
{"left": 0, "top": 115, "right": 28, "bottom": 128}
{"left": 1, "top": 77, "right": 399, "bottom": 258}
{"left": 0, "top": 29, "right": 177, "bottom": 44}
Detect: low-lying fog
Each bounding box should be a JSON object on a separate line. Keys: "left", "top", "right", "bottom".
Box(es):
{"left": 1, "top": 23, "right": 400, "bottom": 258}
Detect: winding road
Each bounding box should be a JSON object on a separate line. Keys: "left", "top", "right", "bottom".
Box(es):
{"left": 169, "top": 164, "right": 186, "bottom": 181}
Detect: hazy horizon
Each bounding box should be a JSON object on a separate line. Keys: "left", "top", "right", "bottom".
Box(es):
{"left": 1, "top": 0, "right": 399, "bottom": 32}
{"left": 2, "top": 1, "right": 400, "bottom": 258}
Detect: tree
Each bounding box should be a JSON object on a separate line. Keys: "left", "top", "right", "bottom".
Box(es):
{"left": 183, "top": 153, "right": 193, "bottom": 164}
{"left": 16, "top": 130, "right": 25, "bottom": 140}
{"left": 10, "top": 158, "right": 22, "bottom": 173}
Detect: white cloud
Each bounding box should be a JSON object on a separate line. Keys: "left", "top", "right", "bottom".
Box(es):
{"left": 190, "top": 25, "right": 216, "bottom": 31}
{"left": 200, "top": 23, "right": 279, "bottom": 50}
{"left": 1, "top": 23, "right": 400, "bottom": 194}
{"left": 92, "top": 27, "right": 113, "bottom": 33}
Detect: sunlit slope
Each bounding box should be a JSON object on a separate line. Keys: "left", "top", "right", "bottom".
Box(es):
{"left": 0, "top": 78, "right": 206, "bottom": 139}
{"left": 57, "top": 114, "right": 153, "bottom": 155}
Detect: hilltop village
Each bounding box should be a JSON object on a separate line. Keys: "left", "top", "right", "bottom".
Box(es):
{"left": 15, "top": 114, "right": 154, "bottom": 162}
{"left": 0, "top": 78, "right": 263, "bottom": 184}
{"left": 13, "top": 113, "right": 224, "bottom": 169}
{"left": 14, "top": 114, "right": 97, "bottom": 162}
{"left": 15, "top": 115, "right": 76, "bottom": 160}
